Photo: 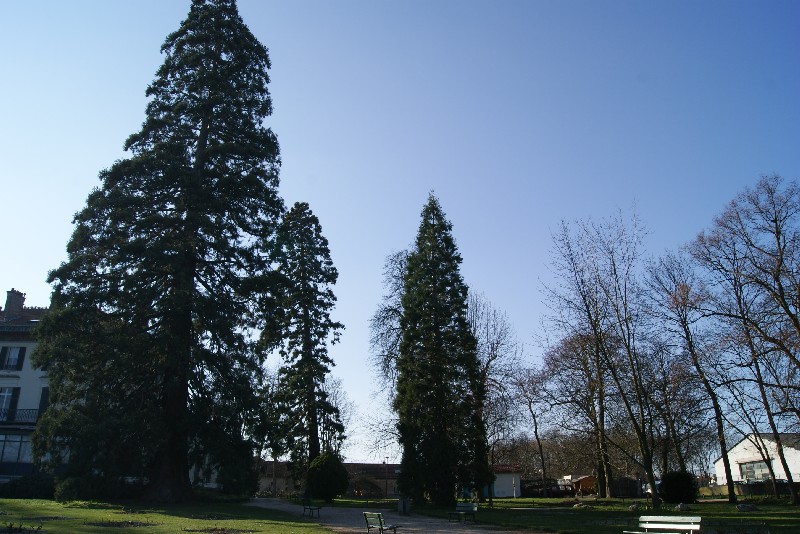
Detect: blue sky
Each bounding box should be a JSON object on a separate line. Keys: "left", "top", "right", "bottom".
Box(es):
{"left": 2, "top": 0, "right": 799, "bottom": 461}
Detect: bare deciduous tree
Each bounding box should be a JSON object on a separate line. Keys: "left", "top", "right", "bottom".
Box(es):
{"left": 646, "top": 251, "right": 736, "bottom": 500}
{"left": 369, "top": 250, "right": 410, "bottom": 394}
{"left": 545, "top": 212, "right": 674, "bottom": 507}
{"left": 691, "top": 175, "right": 800, "bottom": 504}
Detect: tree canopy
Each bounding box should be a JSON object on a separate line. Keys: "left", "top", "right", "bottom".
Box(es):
{"left": 33, "top": 0, "right": 282, "bottom": 502}
{"left": 270, "top": 202, "right": 344, "bottom": 466}
{"left": 394, "top": 194, "right": 489, "bottom": 506}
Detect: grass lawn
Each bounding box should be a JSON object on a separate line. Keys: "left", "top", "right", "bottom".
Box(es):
{"left": 0, "top": 499, "right": 333, "bottom": 533}
{"left": 3, "top": 496, "right": 799, "bottom": 533}
{"left": 412, "top": 497, "right": 800, "bottom": 534}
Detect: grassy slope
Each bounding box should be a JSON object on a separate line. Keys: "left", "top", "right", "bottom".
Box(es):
{"left": 0, "top": 499, "right": 333, "bottom": 534}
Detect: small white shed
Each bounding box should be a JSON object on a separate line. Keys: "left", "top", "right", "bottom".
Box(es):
{"left": 488, "top": 464, "right": 522, "bottom": 498}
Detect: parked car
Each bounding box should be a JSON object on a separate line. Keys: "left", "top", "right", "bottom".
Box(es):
{"left": 552, "top": 483, "right": 576, "bottom": 497}
{"left": 533, "top": 483, "right": 575, "bottom": 497}
{"left": 521, "top": 478, "right": 578, "bottom": 498}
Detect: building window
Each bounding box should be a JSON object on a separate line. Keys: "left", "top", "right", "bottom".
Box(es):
{"left": 0, "top": 388, "right": 19, "bottom": 422}
{"left": 739, "top": 460, "right": 771, "bottom": 481}
{"left": 0, "top": 435, "right": 32, "bottom": 463}
{"left": 0, "top": 347, "right": 26, "bottom": 371}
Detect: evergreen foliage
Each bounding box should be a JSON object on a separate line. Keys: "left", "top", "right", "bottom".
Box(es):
{"left": 306, "top": 451, "right": 350, "bottom": 503}
{"left": 270, "top": 202, "right": 344, "bottom": 466}
{"left": 33, "top": 0, "right": 282, "bottom": 502}
{"left": 214, "top": 434, "right": 260, "bottom": 496}
{"left": 252, "top": 369, "right": 292, "bottom": 472}
{"left": 394, "top": 194, "right": 489, "bottom": 506}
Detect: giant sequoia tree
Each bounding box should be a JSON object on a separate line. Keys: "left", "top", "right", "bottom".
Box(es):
{"left": 394, "top": 194, "right": 489, "bottom": 506}
{"left": 33, "top": 0, "right": 282, "bottom": 502}
{"left": 271, "top": 202, "right": 344, "bottom": 467}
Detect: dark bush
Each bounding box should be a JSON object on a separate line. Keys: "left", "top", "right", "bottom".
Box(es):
{"left": 306, "top": 452, "right": 349, "bottom": 503}
{"left": 216, "top": 457, "right": 259, "bottom": 496}
{"left": 53, "top": 475, "right": 145, "bottom": 501}
{"left": 0, "top": 473, "right": 55, "bottom": 499}
{"left": 659, "top": 471, "right": 698, "bottom": 503}
{"left": 54, "top": 476, "right": 93, "bottom": 502}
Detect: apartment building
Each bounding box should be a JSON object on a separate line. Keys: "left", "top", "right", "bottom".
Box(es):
{"left": 0, "top": 289, "right": 48, "bottom": 481}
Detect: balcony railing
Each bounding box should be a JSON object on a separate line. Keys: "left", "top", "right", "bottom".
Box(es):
{"left": 0, "top": 409, "right": 39, "bottom": 424}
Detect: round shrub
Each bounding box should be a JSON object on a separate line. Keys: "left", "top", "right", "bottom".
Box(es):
{"left": 54, "top": 476, "right": 93, "bottom": 502}
{"left": 659, "top": 471, "right": 698, "bottom": 504}
{"left": 306, "top": 452, "right": 349, "bottom": 502}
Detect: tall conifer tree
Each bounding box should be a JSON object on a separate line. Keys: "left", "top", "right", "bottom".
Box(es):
{"left": 271, "top": 202, "right": 344, "bottom": 466}
{"left": 34, "top": 0, "right": 282, "bottom": 501}
{"left": 394, "top": 194, "right": 489, "bottom": 506}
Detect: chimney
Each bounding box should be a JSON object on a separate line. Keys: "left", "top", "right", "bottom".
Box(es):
{"left": 4, "top": 289, "right": 25, "bottom": 319}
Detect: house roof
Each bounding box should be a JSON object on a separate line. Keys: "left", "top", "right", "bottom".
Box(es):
{"left": 714, "top": 433, "right": 800, "bottom": 463}
{"left": 0, "top": 307, "right": 46, "bottom": 337}
{"left": 493, "top": 464, "right": 521, "bottom": 474}
{"left": 346, "top": 462, "right": 401, "bottom": 479}
{"left": 773, "top": 433, "right": 800, "bottom": 450}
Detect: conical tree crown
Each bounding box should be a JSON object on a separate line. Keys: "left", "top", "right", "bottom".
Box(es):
{"left": 394, "top": 194, "right": 482, "bottom": 506}
{"left": 131, "top": 0, "right": 278, "bottom": 166}
{"left": 400, "top": 194, "right": 474, "bottom": 362}
{"left": 273, "top": 201, "right": 342, "bottom": 366}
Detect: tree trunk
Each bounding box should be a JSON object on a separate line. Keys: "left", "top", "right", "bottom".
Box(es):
{"left": 745, "top": 323, "right": 799, "bottom": 504}
{"left": 527, "top": 398, "right": 548, "bottom": 498}
{"left": 146, "top": 263, "right": 193, "bottom": 502}
{"left": 594, "top": 354, "right": 613, "bottom": 498}
{"left": 714, "top": 399, "right": 737, "bottom": 504}
{"left": 680, "top": 318, "right": 736, "bottom": 504}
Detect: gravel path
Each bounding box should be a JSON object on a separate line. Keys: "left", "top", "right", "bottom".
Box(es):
{"left": 246, "top": 498, "right": 534, "bottom": 533}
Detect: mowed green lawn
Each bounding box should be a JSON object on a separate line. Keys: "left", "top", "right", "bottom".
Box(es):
{"left": 2, "top": 497, "right": 800, "bottom": 533}
{"left": 428, "top": 497, "right": 800, "bottom": 534}
{"left": 0, "top": 499, "right": 333, "bottom": 534}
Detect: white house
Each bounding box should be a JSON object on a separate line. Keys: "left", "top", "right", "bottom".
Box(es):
{"left": 0, "top": 289, "right": 49, "bottom": 482}
{"left": 714, "top": 433, "right": 800, "bottom": 485}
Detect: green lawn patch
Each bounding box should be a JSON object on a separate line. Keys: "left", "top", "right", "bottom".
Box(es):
{"left": 0, "top": 499, "right": 334, "bottom": 534}
{"left": 325, "top": 497, "right": 396, "bottom": 509}
{"left": 416, "top": 497, "right": 800, "bottom": 534}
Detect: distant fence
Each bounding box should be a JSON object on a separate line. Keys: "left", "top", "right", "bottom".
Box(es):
{"left": 700, "top": 480, "right": 800, "bottom": 497}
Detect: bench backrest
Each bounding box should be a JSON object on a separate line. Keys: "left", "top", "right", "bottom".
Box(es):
{"left": 364, "top": 512, "right": 385, "bottom": 528}
{"left": 455, "top": 503, "right": 477, "bottom": 512}
{"left": 638, "top": 516, "right": 701, "bottom": 531}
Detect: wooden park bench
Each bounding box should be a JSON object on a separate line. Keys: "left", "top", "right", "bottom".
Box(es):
{"left": 363, "top": 512, "right": 399, "bottom": 533}
{"left": 623, "top": 515, "right": 701, "bottom": 533}
{"left": 301, "top": 498, "right": 321, "bottom": 517}
{"left": 448, "top": 502, "right": 477, "bottom": 522}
